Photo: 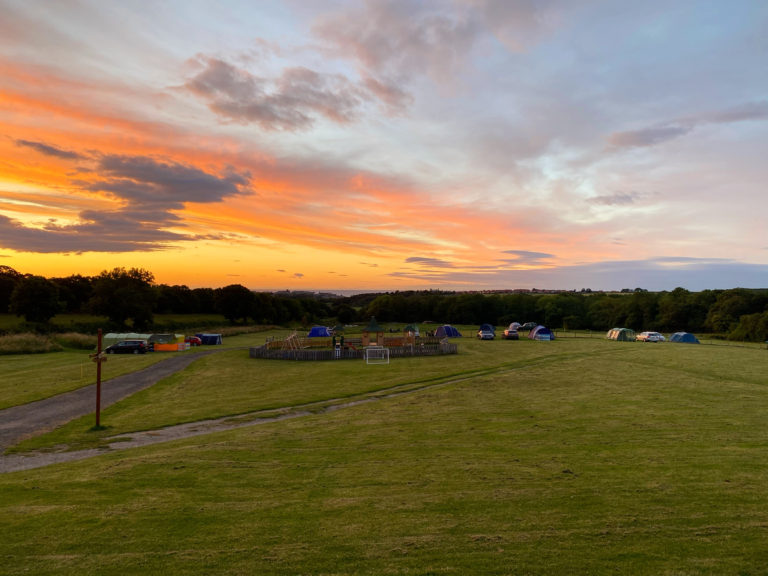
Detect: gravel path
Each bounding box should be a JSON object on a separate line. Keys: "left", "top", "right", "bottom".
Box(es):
{"left": 0, "top": 351, "right": 467, "bottom": 474}
{"left": 0, "top": 350, "right": 221, "bottom": 473}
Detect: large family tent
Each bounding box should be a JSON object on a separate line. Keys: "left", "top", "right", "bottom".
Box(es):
{"left": 606, "top": 327, "right": 636, "bottom": 341}
{"left": 102, "top": 333, "right": 151, "bottom": 347}
{"left": 508, "top": 322, "right": 522, "bottom": 331}
{"left": 434, "top": 325, "right": 462, "bottom": 338}
{"left": 670, "top": 332, "right": 700, "bottom": 344}
{"left": 528, "top": 325, "right": 555, "bottom": 340}
{"left": 307, "top": 326, "right": 332, "bottom": 337}
{"left": 479, "top": 323, "right": 496, "bottom": 334}
{"left": 196, "top": 333, "right": 223, "bottom": 345}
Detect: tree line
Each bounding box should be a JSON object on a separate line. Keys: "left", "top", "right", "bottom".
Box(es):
{"left": 360, "top": 288, "right": 768, "bottom": 341}
{"left": 2, "top": 265, "right": 768, "bottom": 341}
{"left": 0, "top": 266, "right": 333, "bottom": 331}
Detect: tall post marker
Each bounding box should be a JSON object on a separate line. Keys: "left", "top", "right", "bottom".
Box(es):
{"left": 88, "top": 328, "right": 107, "bottom": 429}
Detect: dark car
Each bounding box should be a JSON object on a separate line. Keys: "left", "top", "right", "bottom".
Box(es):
{"left": 502, "top": 329, "right": 519, "bottom": 340}
{"left": 520, "top": 322, "right": 538, "bottom": 331}
{"left": 105, "top": 340, "right": 148, "bottom": 354}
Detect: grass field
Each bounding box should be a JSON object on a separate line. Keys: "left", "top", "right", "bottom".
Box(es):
{"left": 0, "top": 329, "right": 279, "bottom": 410}
{"left": 2, "top": 332, "right": 768, "bottom": 574}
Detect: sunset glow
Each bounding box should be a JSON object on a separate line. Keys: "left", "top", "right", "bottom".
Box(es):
{"left": 1, "top": 1, "right": 766, "bottom": 291}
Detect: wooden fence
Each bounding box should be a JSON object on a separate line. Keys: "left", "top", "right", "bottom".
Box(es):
{"left": 250, "top": 339, "right": 458, "bottom": 361}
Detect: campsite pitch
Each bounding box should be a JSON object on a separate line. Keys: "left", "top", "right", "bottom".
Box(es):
{"left": 2, "top": 335, "right": 768, "bottom": 574}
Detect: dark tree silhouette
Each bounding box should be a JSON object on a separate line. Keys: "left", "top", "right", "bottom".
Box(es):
{"left": 89, "top": 267, "right": 157, "bottom": 329}
{"left": 9, "top": 275, "right": 61, "bottom": 323}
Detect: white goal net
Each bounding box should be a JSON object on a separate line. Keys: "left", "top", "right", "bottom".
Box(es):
{"left": 364, "top": 346, "right": 390, "bottom": 365}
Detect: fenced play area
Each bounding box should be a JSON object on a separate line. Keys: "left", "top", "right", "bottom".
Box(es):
{"left": 249, "top": 333, "right": 458, "bottom": 361}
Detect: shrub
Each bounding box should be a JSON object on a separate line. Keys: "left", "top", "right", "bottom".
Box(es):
{"left": 53, "top": 332, "right": 97, "bottom": 350}
{"left": 0, "top": 333, "right": 63, "bottom": 355}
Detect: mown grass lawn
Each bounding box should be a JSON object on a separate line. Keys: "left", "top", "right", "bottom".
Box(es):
{"left": 2, "top": 336, "right": 768, "bottom": 574}
{"left": 0, "top": 331, "right": 277, "bottom": 410}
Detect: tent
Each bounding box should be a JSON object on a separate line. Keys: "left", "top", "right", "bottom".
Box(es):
{"left": 479, "top": 323, "right": 496, "bottom": 333}
{"left": 196, "top": 333, "right": 223, "bottom": 345}
{"left": 670, "top": 331, "right": 700, "bottom": 344}
{"left": 528, "top": 325, "right": 555, "bottom": 341}
{"left": 606, "top": 327, "right": 636, "bottom": 341}
{"left": 434, "top": 325, "right": 462, "bottom": 338}
{"left": 307, "top": 326, "right": 332, "bottom": 337}
{"left": 508, "top": 322, "right": 521, "bottom": 331}
{"left": 404, "top": 323, "right": 420, "bottom": 337}
{"left": 103, "top": 332, "right": 151, "bottom": 347}
{"left": 149, "top": 333, "right": 184, "bottom": 344}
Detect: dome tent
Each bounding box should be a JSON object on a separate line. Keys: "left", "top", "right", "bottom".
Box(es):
{"left": 307, "top": 326, "right": 332, "bottom": 337}
{"left": 528, "top": 325, "right": 555, "bottom": 341}
{"left": 670, "top": 331, "right": 700, "bottom": 344}
{"left": 434, "top": 325, "right": 462, "bottom": 338}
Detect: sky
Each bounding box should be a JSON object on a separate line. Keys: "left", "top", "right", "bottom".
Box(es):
{"left": 1, "top": 0, "right": 767, "bottom": 293}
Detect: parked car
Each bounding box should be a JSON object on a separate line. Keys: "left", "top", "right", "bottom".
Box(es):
{"left": 502, "top": 329, "right": 519, "bottom": 340}
{"left": 185, "top": 336, "right": 202, "bottom": 346}
{"left": 636, "top": 331, "right": 665, "bottom": 342}
{"left": 105, "top": 340, "right": 149, "bottom": 354}
{"left": 477, "top": 328, "right": 495, "bottom": 340}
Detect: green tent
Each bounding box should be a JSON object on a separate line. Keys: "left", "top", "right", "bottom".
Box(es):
{"left": 606, "top": 327, "right": 636, "bottom": 341}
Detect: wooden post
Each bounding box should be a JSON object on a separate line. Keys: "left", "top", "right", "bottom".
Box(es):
{"left": 96, "top": 328, "right": 102, "bottom": 428}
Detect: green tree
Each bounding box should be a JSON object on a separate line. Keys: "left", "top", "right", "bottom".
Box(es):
{"left": 0, "top": 265, "right": 22, "bottom": 313}
{"left": 705, "top": 288, "right": 756, "bottom": 332}
{"left": 333, "top": 302, "right": 356, "bottom": 324}
{"left": 155, "top": 284, "right": 199, "bottom": 314}
{"left": 51, "top": 274, "right": 93, "bottom": 313}
{"left": 215, "top": 284, "right": 254, "bottom": 324}
{"left": 729, "top": 311, "right": 768, "bottom": 343}
{"left": 191, "top": 287, "right": 217, "bottom": 313}
{"left": 624, "top": 291, "right": 660, "bottom": 331}
{"left": 587, "top": 294, "right": 627, "bottom": 330}
{"left": 89, "top": 267, "right": 156, "bottom": 329}
{"left": 9, "top": 275, "right": 61, "bottom": 323}
{"left": 536, "top": 293, "right": 586, "bottom": 329}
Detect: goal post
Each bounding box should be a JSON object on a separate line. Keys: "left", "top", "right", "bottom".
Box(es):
{"left": 364, "top": 346, "right": 390, "bottom": 365}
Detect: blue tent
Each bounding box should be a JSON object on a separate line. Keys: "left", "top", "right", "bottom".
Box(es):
{"left": 528, "top": 325, "right": 555, "bottom": 341}
{"left": 479, "top": 323, "right": 496, "bottom": 333}
{"left": 196, "top": 333, "right": 222, "bottom": 345}
{"left": 670, "top": 331, "right": 700, "bottom": 344}
{"left": 435, "top": 325, "right": 462, "bottom": 338}
{"left": 307, "top": 326, "right": 332, "bottom": 337}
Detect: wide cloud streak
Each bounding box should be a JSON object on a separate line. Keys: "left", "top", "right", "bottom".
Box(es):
{"left": 184, "top": 56, "right": 391, "bottom": 130}
{"left": 609, "top": 100, "right": 768, "bottom": 149}
{"left": 15, "top": 139, "right": 83, "bottom": 160}
{"left": 0, "top": 145, "right": 251, "bottom": 253}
